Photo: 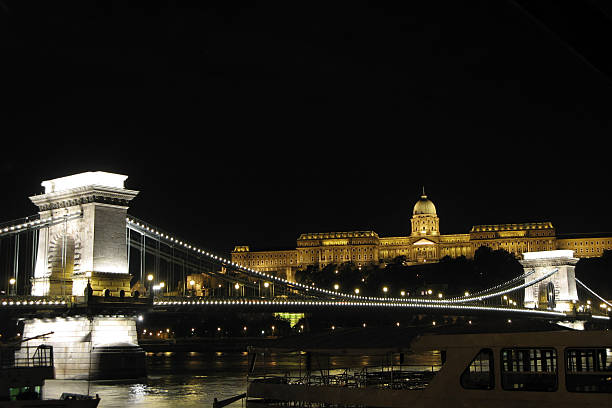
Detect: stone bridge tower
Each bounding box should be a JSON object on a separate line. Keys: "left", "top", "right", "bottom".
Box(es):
{"left": 521, "top": 250, "right": 579, "bottom": 312}
{"left": 21, "top": 171, "right": 145, "bottom": 380}
{"left": 29, "top": 171, "right": 138, "bottom": 297}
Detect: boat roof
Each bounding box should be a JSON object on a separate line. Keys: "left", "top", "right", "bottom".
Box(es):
{"left": 412, "top": 329, "right": 611, "bottom": 351}
{"left": 248, "top": 320, "right": 579, "bottom": 354}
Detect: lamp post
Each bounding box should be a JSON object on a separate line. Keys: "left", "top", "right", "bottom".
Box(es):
{"left": 9, "top": 278, "right": 16, "bottom": 296}
{"left": 147, "top": 274, "right": 153, "bottom": 296}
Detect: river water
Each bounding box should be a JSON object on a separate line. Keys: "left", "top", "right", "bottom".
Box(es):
{"left": 43, "top": 350, "right": 440, "bottom": 407}
{"left": 44, "top": 352, "right": 250, "bottom": 408}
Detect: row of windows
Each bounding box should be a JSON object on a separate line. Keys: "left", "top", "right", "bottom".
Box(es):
{"left": 563, "top": 240, "right": 612, "bottom": 246}
{"left": 461, "top": 347, "right": 612, "bottom": 393}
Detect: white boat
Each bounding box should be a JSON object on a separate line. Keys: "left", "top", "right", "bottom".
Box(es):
{"left": 246, "top": 328, "right": 611, "bottom": 407}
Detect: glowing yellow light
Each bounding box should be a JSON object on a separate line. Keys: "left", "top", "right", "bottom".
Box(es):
{"left": 147, "top": 274, "right": 154, "bottom": 281}
{"left": 333, "top": 284, "right": 339, "bottom": 290}
{"left": 382, "top": 287, "right": 388, "bottom": 293}
{"left": 354, "top": 288, "right": 360, "bottom": 294}
{"left": 234, "top": 283, "right": 240, "bottom": 290}
{"left": 9, "top": 278, "right": 16, "bottom": 285}
{"left": 159, "top": 282, "right": 165, "bottom": 288}
{"left": 189, "top": 280, "right": 195, "bottom": 286}
{"left": 400, "top": 290, "right": 406, "bottom": 296}
{"left": 263, "top": 282, "right": 269, "bottom": 288}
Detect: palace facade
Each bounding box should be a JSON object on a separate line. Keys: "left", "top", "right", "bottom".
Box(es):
{"left": 231, "top": 192, "right": 612, "bottom": 281}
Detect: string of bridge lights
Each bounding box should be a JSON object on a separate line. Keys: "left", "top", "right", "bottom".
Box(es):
{"left": 0, "top": 211, "right": 83, "bottom": 236}
{"left": 126, "top": 217, "right": 565, "bottom": 307}
{"left": 446, "top": 269, "right": 536, "bottom": 301}
{"left": 151, "top": 298, "right": 575, "bottom": 318}
{"left": 576, "top": 278, "right": 612, "bottom": 308}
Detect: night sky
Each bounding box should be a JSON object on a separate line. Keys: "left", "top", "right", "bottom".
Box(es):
{"left": 1, "top": 1, "right": 611, "bottom": 257}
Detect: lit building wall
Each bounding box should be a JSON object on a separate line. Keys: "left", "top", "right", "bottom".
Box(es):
{"left": 230, "top": 194, "right": 612, "bottom": 278}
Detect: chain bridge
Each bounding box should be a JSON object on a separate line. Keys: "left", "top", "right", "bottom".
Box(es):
{"left": 0, "top": 171, "right": 610, "bottom": 379}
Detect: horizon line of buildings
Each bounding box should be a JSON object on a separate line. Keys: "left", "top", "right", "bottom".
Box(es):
{"left": 230, "top": 192, "right": 612, "bottom": 282}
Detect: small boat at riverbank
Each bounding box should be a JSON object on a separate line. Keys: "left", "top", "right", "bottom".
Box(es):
{"left": 1, "top": 335, "right": 100, "bottom": 407}
{"left": 245, "top": 324, "right": 611, "bottom": 407}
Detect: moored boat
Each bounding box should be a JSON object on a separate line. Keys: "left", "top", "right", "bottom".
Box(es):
{"left": 246, "top": 325, "right": 611, "bottom": 407}
{"left": 0, "top": 335, "right": 100, "bottom": 407}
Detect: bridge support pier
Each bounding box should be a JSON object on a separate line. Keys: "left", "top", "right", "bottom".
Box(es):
{"left": 18, "top": 315, "right": 145, "bottom": 380}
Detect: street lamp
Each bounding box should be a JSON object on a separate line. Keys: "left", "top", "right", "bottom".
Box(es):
{"left": 354, "top": 288, "right": 360, "bottom": 295}
{"left": 9, "top": 278, "right": 16, "bottom": 296}
{"left": 333, "top": 283, "right": 339, "bottom": 291}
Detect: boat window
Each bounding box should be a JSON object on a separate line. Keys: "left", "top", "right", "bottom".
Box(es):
{"left": 460, "top": 348, "right": 494, "bottom": 390}
{"left": 565, "top": 347, "right": 612, "bottom": 393}
{"left": 500, "top": 348, "right": 557, "bottom": 391}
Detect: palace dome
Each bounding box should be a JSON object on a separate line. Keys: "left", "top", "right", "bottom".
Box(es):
{"left": 413, "top": 193, "right": 437, "bottom": 216}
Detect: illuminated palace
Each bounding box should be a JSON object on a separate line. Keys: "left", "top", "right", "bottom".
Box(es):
{"left": 231, "top": 192, "right": 612, "bottom": 281}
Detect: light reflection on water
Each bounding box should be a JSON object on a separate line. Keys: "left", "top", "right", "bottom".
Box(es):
{"left": 43, "top": 351, "right": 439, "bottom": 407}
{"left": 44, "top": 351, "right": 250, "bottom": 408}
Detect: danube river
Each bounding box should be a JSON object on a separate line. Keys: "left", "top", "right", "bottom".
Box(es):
{"left": 43, "top": 350, "right": 440, "bottom": 407}
{"left": 45, "top": 351, "right": 250, "bottom": 408}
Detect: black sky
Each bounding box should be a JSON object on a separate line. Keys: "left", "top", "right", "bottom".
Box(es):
{"left": 1, "top": 1, "right": 611, "bottom": 257}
